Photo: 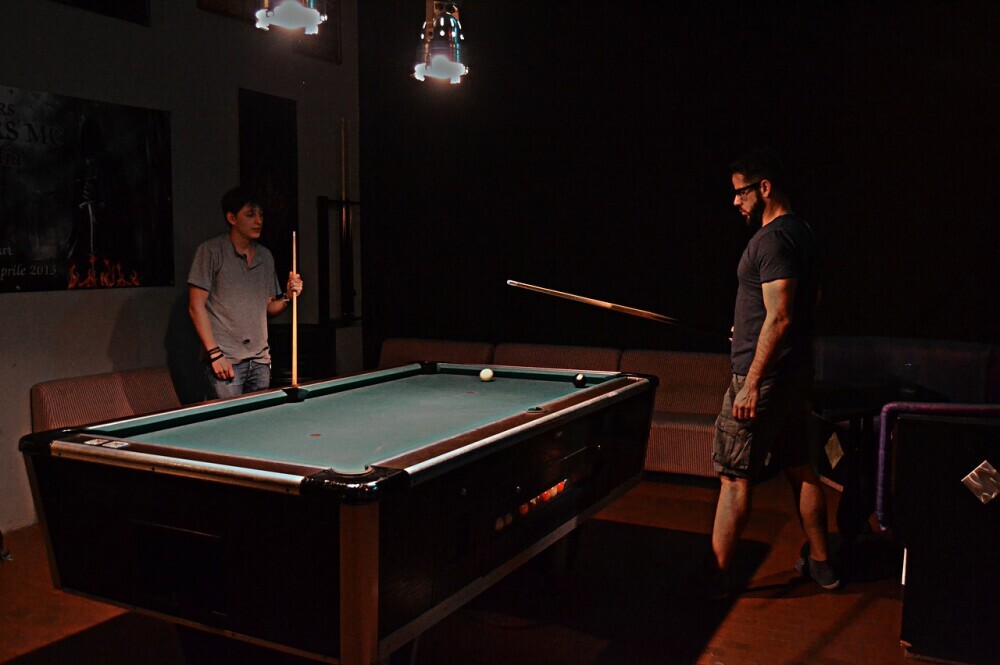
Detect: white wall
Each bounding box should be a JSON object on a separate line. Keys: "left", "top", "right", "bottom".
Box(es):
{"left": 0, "top": 0, "right": 360, "bottom": 532}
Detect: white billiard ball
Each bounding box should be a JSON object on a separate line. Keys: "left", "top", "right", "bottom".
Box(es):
{"left": 479, "top": 368, "right": 494, "bottom": 382}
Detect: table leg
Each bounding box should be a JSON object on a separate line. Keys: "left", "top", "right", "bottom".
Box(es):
{"left": 341, "top": 502, "right": 380, "bottom": 665}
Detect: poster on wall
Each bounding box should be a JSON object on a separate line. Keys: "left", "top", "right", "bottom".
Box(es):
{"left": 0, "top": 85, "right": 173, "bottom": 292}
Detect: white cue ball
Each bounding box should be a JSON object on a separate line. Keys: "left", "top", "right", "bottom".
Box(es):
{"left": 479, "top": 368, "right": 494, "bottom": 382}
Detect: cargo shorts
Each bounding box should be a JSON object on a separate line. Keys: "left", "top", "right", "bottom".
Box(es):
{"left": 712, "top": 371, "right": 812, "bottom": 480}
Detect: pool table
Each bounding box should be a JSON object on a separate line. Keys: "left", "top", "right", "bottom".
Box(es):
{"left": 21, "top": 362, "right": 655, "bottom": 664}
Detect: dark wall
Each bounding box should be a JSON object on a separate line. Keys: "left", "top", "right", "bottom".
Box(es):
{"left": 358, "top": 1, "right": 1000, "bottom": 367}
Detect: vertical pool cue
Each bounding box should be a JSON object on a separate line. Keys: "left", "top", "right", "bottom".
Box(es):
{"left": 339, "top": 117, "right": 355, "bottom": 319}
{"left": 291, "top": 231, "right": 298, "bottom": 387}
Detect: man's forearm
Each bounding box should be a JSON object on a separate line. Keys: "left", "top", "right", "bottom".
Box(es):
{"left": 745, "top": 313, "right": 791, "bottom": 387}
{"left": 266, "top": 298, "right": 289, "bottom": 317}
{"left": 189, "top": 306, "right": 218, "bottom": 352}
{"left": 188, "top": 288, "right": 219, "bottom": 353}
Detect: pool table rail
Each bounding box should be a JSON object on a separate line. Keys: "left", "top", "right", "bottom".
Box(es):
{"left": 389, "top": 373, "right": 652, "bottom": 481}
{"left": 20, "top": 364, "right": 653, "bottom": 505}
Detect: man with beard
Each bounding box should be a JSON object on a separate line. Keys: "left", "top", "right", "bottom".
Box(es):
{"left": 702, "top": 149, "right": 837, "bottom": 597}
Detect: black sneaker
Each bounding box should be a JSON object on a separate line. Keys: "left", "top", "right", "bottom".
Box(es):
{"left": 795, "top": 556, "right": 840, "bottom": 590}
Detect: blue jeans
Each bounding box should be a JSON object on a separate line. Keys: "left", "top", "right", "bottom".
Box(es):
{"left": 206, "top": 359, "right": 271, "bottom": 399}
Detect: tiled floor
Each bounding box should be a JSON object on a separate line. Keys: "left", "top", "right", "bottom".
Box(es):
{"left": 0, "top": 472, "right": 913, "bottom": 664}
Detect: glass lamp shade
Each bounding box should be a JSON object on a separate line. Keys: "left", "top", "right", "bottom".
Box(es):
{"left": 256, "top": 0, "right": 327, "bottom": 35}
{"left": 414, "top": 6, "right": 467, "bottom": 83}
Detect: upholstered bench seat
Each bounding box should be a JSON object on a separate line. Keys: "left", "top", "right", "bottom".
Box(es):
{"left": 378, "top": 337, "right": 494, "bottom": 368}
{"left": 645, "top": 412, "right": 718, "bottom": 477}
{"left": 30, "top": 366, "right": 181, "bottom": 432}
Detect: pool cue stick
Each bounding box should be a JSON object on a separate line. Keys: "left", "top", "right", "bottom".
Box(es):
{"left": 507, "top": 279, "right": 680, "bottom": 323}
{"left": 507, "top": 279, "right": 728, "bottom": 339}
{"left": 291, "top": 231, "right": 298, "bottom": 387}
{"left": 340, "top": 117, "right": 353, "bottom": 319}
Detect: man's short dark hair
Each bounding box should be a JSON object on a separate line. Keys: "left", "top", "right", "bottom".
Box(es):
{"left": 730, "top": 148, "right": 786, "bottom": 192}
{"left": 220, "top": 186, "right": 264, "bottom": 218}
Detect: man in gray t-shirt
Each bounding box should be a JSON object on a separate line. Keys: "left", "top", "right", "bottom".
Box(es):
{"left": 188, "top": 186, "right": 303, "bottom": 398}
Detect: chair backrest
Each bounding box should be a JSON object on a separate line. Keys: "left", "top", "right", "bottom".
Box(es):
{"left": 31, "top": 365, "right": 182, "bottom": 432}
{"left": 876, "top": 401, "right": 1000, "bottom": 529}
{"left": 378, "top": 338, "right": 495, "bottom": 369}
{"left": 492, "top": 343, "right": 622, "bottom": 372}
{"left": 620, "top": 349, "right": 731, "bottom": 414}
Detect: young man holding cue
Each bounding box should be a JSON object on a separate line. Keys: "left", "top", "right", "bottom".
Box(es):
{"left": 188, "top": 186, "right": 303, "bottom": 399}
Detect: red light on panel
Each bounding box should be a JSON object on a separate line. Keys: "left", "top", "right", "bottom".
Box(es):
{"left": 495, "top": 479, "right": 570, "bottom": 531}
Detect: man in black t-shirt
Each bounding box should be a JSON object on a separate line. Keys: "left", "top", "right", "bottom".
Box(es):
{"left": 702, "top": 149, "right": 838, "bottom": 597}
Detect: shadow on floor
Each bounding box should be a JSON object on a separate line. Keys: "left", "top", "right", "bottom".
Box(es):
{"left": 6, "top": 521, "right": 771, "bottom": 665}
{"left": 416, "top": 520, "right": 771, "bottom": 665}
{"left": 6, "top": 613, "right": 184, "bottom": 665}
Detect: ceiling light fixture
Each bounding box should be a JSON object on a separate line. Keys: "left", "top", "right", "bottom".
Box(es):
{"left": 256, "top": 0, "right": 327, "bottom": 36}
{"left": 414, "top": 1, "right": 467, "bottom": 84}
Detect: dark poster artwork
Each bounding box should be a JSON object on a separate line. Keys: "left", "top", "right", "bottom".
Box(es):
{"left": 239, "top": 89, "right": 298, "bottom": 280}
{"left": 49, "top": 0, "right": 151, "bottom": 25}
{"left": 0, "top": 86, "right": 173, "bottom": 292}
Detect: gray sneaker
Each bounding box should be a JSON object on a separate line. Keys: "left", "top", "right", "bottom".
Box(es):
{"left": 795, "top": 556, "right": 840, "bottom": 590}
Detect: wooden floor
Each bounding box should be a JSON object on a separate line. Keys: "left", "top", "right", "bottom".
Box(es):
{"left": 0, "top": 472, "right": 914, "bottom": 665}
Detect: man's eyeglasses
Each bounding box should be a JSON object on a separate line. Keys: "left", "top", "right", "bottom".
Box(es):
{"left": 733, "top": 181, "right": 761, "bottom": 199}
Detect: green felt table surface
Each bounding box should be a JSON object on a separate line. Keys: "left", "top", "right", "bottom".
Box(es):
{"left": 91, "top": 364, "right": 609, "bottom": 475}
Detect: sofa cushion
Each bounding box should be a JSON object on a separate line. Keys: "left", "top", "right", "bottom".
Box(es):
{"left": 645, "top": 411, "right": 718, "bottom": 477}
{"left": 31, "top": 365, "right": 181, "bottom": 432}
{"left": 378, "top": 338, "right": 494, "bottom": 368}
{"left": 119, "top": 366, "right": 183, "bottom": 416}
{"left": 493, "top": 343, "right": 622, "bottom": 372}
{"left": 620, "top": 349, "right": 731, "bottom": 414}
